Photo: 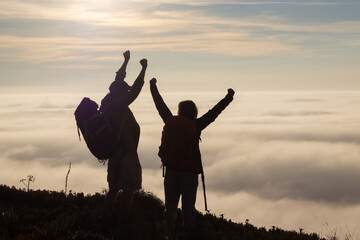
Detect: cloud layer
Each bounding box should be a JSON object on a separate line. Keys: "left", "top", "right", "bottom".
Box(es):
{"left": 1, "top": 91, "right": 360, "bottom": 233}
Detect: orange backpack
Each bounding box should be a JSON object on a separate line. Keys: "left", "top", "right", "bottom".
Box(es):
{"left": 158, "top": 116, "right": 197, "bottom": 170}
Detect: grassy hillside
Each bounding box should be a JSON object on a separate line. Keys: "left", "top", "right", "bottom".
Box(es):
{"left": 0, "top": 185, "right": 323, "bottom": 240}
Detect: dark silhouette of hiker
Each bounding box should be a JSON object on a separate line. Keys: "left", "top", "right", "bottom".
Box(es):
{"left": 101, "top": 50, "right": 147, "bottom": 220}
{"left": 149, "top": 78, "right": 235, "bottom": 238}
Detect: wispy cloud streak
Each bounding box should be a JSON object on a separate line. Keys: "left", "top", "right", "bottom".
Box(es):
{"left": 0, "top": 0, "right": 359, "bottom": 63}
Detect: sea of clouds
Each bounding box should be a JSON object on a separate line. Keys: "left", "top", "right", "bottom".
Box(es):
{"left": 1, "top": 91, "right": 360, "bottom": 237}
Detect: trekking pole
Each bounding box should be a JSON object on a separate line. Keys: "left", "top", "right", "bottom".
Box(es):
{"left": 201, "top": 172, "right": 210, "bottom": 213}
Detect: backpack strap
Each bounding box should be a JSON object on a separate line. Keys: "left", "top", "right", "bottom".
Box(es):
{"left": 77, "top": 127, "right": 81, "bottom": 141}
{"left": 102, "top": 111, "right": 127, "bottom": 142}
{"left": 83, "top": 112, "right": 99, "bottom": 142}
{"left": 116, "top": 114, "right": 127, "bottom": 141}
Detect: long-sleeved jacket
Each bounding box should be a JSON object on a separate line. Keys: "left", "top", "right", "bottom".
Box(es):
{"left": 100, "top": 76, "right": 144, "bottom": 151}
{"left": 150, "top": 82, "right": 233, "bottom": 174}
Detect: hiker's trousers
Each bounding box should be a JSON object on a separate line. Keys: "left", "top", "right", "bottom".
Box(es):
{"left": 107, "top": 148, "right": 142, "bottom": 193}
{"left": 164, "top": 167, "right": 198, "bottom": 232}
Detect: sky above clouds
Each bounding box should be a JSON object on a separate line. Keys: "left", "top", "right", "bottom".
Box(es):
{"left": 1, "top": 0, "right": 360, "bottom": 238}
{"left": 0, "top": 0, "right": 359, "bottom": 92}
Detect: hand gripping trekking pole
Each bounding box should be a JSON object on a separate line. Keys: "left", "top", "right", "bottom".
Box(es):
{"left": 201, "top": 172, "right": 210, "bottom": 213}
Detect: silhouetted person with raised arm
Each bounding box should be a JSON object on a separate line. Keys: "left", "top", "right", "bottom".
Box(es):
{"left": 101, "top": 50, "right": 147, "bottom": 221}
{"left": 149, "top": 78, "right": 235, "bottom": 238}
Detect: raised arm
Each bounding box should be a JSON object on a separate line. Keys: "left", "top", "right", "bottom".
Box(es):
{"left": 126, "top": 59, "right": 147, "bottom": 105}
{"left": 149, "top": 78, "right": 173, "bottom": 123}
{"left": 197, "top": 88, "right": 235, "bottom": 130}
{"left": 115, "top": 50, "right": 130, "bottom": 81}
